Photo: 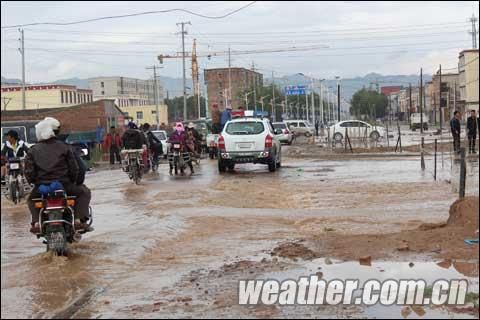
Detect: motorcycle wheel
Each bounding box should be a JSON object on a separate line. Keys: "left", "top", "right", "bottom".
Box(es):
{"left": 46, "top": 230, "right": 67, "bottom": 256}
{"left": 9, "top": 180, "right": 18, "bottom": 204}
{"left": 134, "top": 165, "right": 141, "bottom": 185}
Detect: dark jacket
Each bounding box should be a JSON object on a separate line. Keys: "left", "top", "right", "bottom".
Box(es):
{"left": 122, "top": 129, "right": 147, "bottom": 149}
{"left": 24, "top": 138, "right": 79, "bottom": 185}
{"left": 450, "top": 117, "right": 460, "bottom": 136}
{"left": 467, "top": 116, "right": 479, "bottom": 136}
{"left": 71, "top": 145, "right": 87, "bottom": 185}
{"left": 146, "top": 131, "right": 161, "bottom": 147}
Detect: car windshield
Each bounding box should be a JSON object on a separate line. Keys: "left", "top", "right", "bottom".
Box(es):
{"left": 153, "top": 132, "right": 166, "bottom": 140}
{"left": 273, "top": 123, "right": 286, "bottom": 129}
{"left": 226, "top": 122, "right": 264, "bottom": 135}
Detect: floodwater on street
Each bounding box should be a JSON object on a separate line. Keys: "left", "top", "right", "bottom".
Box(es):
{"left": 1, "top": 146, "right": 479, "bottom": 318}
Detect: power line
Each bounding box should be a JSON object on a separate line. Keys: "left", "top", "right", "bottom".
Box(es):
{"left": 5, "top": 29, "right": 471, "bottom": 46}
{"left": 1, "top": 1, "right": 257, "bottom": 28}
{"left": 5, "top": 38, "right": 468, "bottom": 57}
{"left": 18, "top": 21, "right": 474, "bottom": 37}
{"left": 188, "top": 21, "right": 471, "bottom": 35}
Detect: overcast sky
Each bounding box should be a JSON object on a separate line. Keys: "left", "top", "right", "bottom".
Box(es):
{"left": 1, "top": 1, "right": 479, "bottom": 83}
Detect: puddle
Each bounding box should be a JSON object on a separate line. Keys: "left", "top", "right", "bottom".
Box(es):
{"left": 261, "top": 259, "right": 479, "bottom": 318}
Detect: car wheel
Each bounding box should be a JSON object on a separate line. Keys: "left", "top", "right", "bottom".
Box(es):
{"left": 268, "top": 155, "right": 277, "bottom": 172}
{"left": 276, "top": 152, "right": 281, "bottom": 168}
{"left": 218, "top": 160, "right": 226, "bottom": 173}
{"left": 370, "top": 131, "right": 380, "bottom": 141}
{"left": 333, "top": 132, "right": 343, "bottom": 142}
{"left": 228, "top": 164, "right": 235, "bottom": 171}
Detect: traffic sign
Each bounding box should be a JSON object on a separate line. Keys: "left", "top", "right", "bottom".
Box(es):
{"left": 285, "top": 85, "right": 306, "bottom": 96}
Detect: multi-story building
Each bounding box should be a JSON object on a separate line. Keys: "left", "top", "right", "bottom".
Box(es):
{"left": 458, "top": 49, "right": 479, "bottom": 115}
{"left": 204, "top": 67, "right": 263, "bottom": 111}
{"left": 430, "top": 71, "right": 461, "bottom": 124}
{"left": 119, "top": 104, "right": 169, "bottom": 127}
{"left": 88, "top": 76, "right": 163, "bottom": 107}
{"left": 1, "top": 84, "right": 93, "bottom": 111}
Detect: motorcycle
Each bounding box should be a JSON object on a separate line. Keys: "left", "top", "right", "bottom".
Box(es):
{"left": 206, "top": 133, "right": 219, "bottom": 160}
{"left": 32, "top": 189, "right": 93, "bottom": 256}
{"left": 3, "top": 157, "right": 32, "bottom": 204}
{"left": 122, "top": 149, "right": 145, "bottom": 185}
{"left": 167, "top": 143, "right": 190, "bottom": 176}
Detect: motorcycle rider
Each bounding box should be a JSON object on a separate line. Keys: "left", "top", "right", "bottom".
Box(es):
{"left": 167, "top": 122, "right": 194, "bottom": 175}
{"left": 1, "top": 130, "right": 29, "bottom": 186}
{"left": 187, "top": 122, "right": 202, "bottom": 154}
{"left": 122, "top": 122, "right": 148, "bottom": 170}
{"left": 142, "top": 123, "right": 163, "bottom": 166}
{"left": 24, "top": 117, "right": 92, "bottom": 234}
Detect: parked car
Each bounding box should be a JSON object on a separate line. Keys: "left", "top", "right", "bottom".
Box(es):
{"left": 284, "top": 120, "right": 314, "bottom": 137}
{"left": 330, "top": 120, "right": 385, "bottom": 142}
{"left": 151, "top": 130, "right": 170, "bottom": 159}
{"left": 272, "top": 122, "right": 294, "bottom": 145}
{"left": 217, "top": 115, "right": 282, "bottom": 173}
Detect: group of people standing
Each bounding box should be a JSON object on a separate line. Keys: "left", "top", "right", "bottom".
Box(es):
{"left": 450, "top": 110, "right": 479, "bottom": 154}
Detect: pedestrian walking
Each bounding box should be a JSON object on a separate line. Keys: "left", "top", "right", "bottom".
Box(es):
{"left": 467, "top": 109, "right": 479, "bottom": 154}
{"left": 450, "top": 110, "right": 461, "bottom": 154}
{"left": 104, "top": 126, "right": 122, "bottom": 164}
{"left": 315, "top": 119, "right": 319, "bottom": 137}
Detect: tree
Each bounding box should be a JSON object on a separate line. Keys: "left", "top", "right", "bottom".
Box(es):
{"left": 350, "top": 88, "right": 388, "bottom": 120}
{"left": 164, "top": 96, "right": 206, "bottom": 122}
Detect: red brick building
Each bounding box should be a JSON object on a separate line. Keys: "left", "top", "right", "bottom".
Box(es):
{"left": 204, "top": 67, "right": 263, "bottom": 111}
{"left": 1, "top": 99, "right": 126, "bottom": 137}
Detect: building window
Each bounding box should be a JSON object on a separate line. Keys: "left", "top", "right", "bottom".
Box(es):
{"left": 151, "top": 110, "right": 156, "bottom": 115}
{"left": 61, "top": 91, "right": 64, "bottom": 103}
{"left": 101, "top": 81, "right": 104, "bottom": 88}
{"left": 101, "top": 91, "right": 105, "bottom": 95}
{"left": 69, "top": 92, "right": 73, "bottom": 103}
{"left": 137, "top": 111, "right": 143, "bottom": 119}
{"left": 74, "top": 93, "right": 77, "bottom": 104}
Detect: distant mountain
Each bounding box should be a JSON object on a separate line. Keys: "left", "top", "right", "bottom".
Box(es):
{"left": 51, "top": 77, "right": 90, "bottom": 89}
{"left": 1, "top": 76, "right": 23, "bottom": 85}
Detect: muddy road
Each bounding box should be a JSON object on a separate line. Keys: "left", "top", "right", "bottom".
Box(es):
{"left": 1, "top": 146, "right": 479, "bottom": 318}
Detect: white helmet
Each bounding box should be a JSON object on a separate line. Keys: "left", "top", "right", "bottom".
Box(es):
{"left": 35, "top": 117, "right": 61, "bottom": 141}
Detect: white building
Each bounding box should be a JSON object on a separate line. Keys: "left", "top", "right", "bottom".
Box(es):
{"left": 88, "top": 76, "right": 163, "bottom": 108}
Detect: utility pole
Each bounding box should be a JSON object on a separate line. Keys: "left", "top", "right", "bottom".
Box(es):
{"left": 420, "top": 68, "right": 423, "bottom": 135}
{"left": 408, "top": 83, "right": 412, "bottom": 127}
{"left": 228, "top": 46, "right": 232, "bottom": 108}
{"left": 336, "top": 76, "right": 341, "bottom": 121}
{"left": 305, "top": 87, "right": 309, "bottom": 122}
{"left": 146, "top": 65, "right": 162, "bottom": 129}
{"left": 271, "top": 70, "right": 276, "bottom": 121}
{"left": 177, "top": 21, "right": 191, "bottom": 120}
{"left": 252, "top": 61, "right": 257, "bottom": 112}
{"left": 311, "top": 78, "right": 315, "bottom": 127}
{"left": 439, "top": 64, "right": 442, "bottom": 131}
{"left": 19, "top": 28, "right": 26, "bottom": 110}
{"left": 470, "top": 13, "right": 478, "bottom": 49}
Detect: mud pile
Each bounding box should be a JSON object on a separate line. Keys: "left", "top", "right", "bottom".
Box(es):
{"left": 271, "top": 241, "right": 320, "bottom": 260}
{"left": 307, "top": 197, "right": 480, "bottom": 261}
{"left": 446, "top": 196, "right": 479, "bottom": 233}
